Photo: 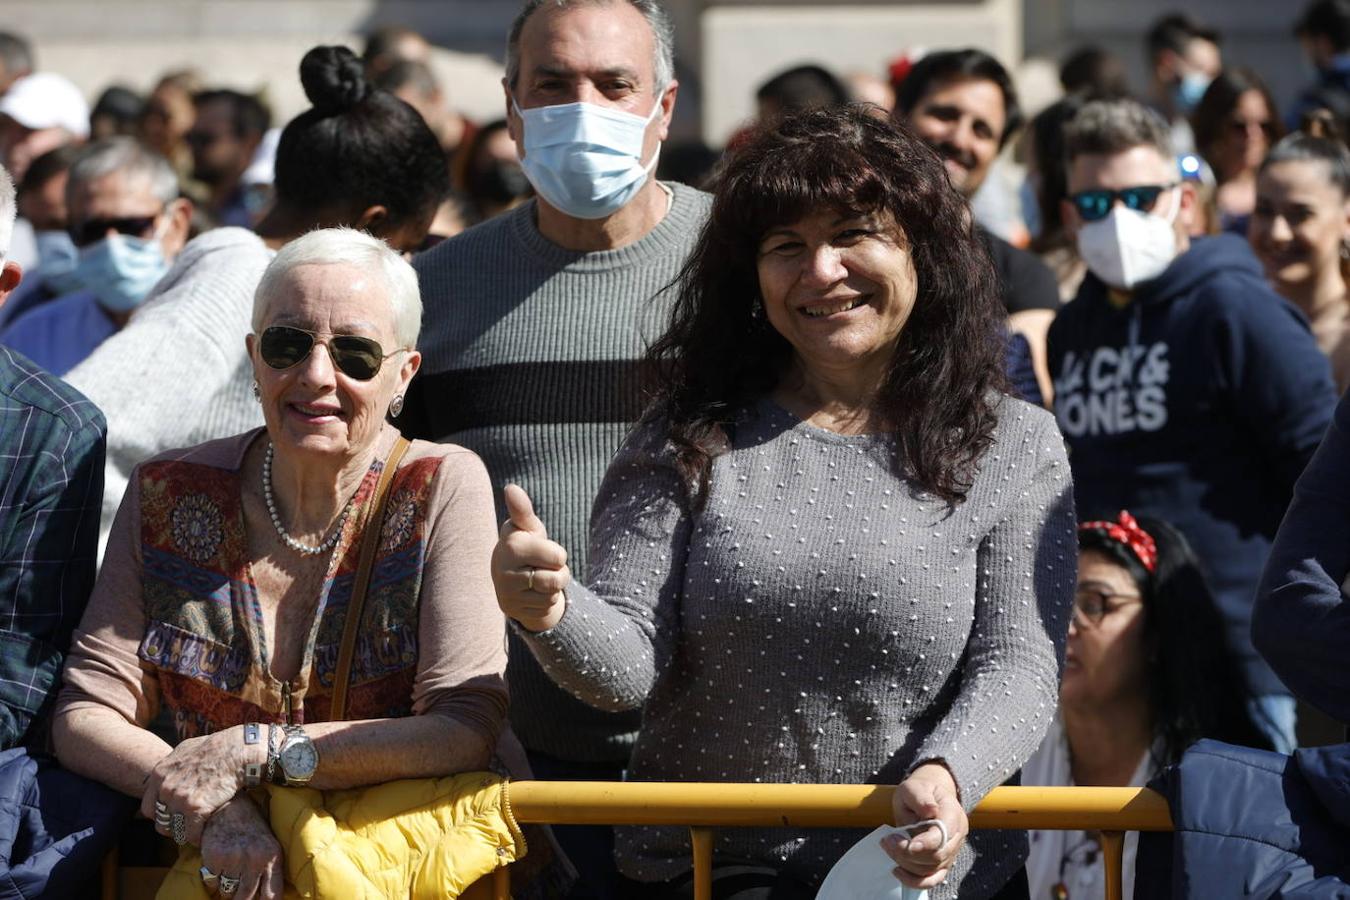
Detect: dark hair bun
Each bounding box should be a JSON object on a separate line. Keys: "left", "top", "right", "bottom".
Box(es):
{"left": 1301, "top": 107, "right": 1345, "bottom": 143}
{"left": 299, "top": 45, "right": 371, "bottom": 114}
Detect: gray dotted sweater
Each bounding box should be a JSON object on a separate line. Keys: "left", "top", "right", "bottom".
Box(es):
{"left": 521, "top": 396, "right": 1077, "bottom": 897}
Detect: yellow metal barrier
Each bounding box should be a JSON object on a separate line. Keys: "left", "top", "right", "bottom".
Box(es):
{"left": 500, "top": 783, "right": 1174, "bottom": 900}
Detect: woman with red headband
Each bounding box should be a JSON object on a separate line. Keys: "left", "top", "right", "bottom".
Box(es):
{"left": 1022, "top": 511, "right": 1271, "bottom": 900}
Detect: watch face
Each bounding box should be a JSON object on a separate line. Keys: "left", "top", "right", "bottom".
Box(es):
{"left": 281, "top": 739, "right": 318, "bottom": 780}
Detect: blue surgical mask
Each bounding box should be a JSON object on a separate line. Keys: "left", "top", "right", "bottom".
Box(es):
{"left": 71, "top": 231, "right": 171, "bottom": 313}
{"left": 1173, "top": 71, "right": 1212, "bottom": 113}
{"left": 32, "top": 229, "right": 80, "bottom": 292}
{"left": 512, "top": 96, "right": 663, "bottom": 220}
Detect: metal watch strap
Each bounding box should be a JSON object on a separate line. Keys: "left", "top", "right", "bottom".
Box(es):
{"left": 242, "top": 723, "right": 263, "bottom": 787}
{"left": 265, "top": 723, "right": 282, "bottom": 784}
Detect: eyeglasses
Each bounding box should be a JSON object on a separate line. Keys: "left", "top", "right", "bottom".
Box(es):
{"left": 68, "top": 213, "right": 161, "bottom": 248}
{"left": 1069, "top": 183, "right": 1178, "bottom": 223}
{"left": 1072, "top": 587, "right": 1143, "bottom": 628}
{"left": 258, "top": 325, "right": 405, "bottom": 381}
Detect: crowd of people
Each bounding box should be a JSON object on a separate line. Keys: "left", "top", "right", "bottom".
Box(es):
{"left": 0, "top": 1, "right": 1347, "bottom": 898}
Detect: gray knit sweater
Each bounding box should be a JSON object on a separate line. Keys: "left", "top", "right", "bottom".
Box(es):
{"left": 521, "top": 397, "right": 1077, "bottom": 896}
{"left": 406, "top": 184, "right": 712, "bottom": 763}
{"left": 65, "top": 227, "right": 271, "bottom": 550}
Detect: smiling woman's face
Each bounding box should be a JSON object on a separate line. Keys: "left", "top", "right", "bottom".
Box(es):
{"left": 755, "top": 208, "right": 917, "bottom": 386}
{"left": 1249, "top": 158, "right": 1350, "bottom": 292}
{"left": 248, "top": 261, "right": 419, "bottom": 462}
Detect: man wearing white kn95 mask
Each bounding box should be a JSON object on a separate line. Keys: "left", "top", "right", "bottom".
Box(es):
{"left": 1047, "top": 97, "right": 1336, "bottom": 756}
{"left": 401, "top": 2, "right": 710, "bottom": 894}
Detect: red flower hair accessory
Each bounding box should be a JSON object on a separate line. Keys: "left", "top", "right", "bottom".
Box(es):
{"left": 1078, "top": 511, "right": 1157, "bottom": 573}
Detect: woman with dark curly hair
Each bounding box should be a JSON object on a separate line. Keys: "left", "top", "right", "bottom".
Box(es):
{"left": 491, "top": 104, "right": 1076, "bottom": 899}
{"left": 1023, "top": 512, "right": 1270, "bottom": 900}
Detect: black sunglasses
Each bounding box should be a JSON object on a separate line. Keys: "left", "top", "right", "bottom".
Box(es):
{"left": 1070, "top": 183, "right": 1178, "bottom": 223}
{"left": 69, "top": 214, "right": 159, "bottom": 248}
{"left": 259, "top": 325, "right": 403, "bottom": 381}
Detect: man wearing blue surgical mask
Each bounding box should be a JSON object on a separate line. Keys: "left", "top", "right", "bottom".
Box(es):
{"left": 1145, "top": 13, "right": 1223, "bottom": 156}
{"left": 0, "top": 137, "right": 191, "bottom": 375}
{"left": 1047, "top": 98, "right": 1336, "bottom": 757}
{"left": 402, "top": 2, "right": 711, "bottom": 894}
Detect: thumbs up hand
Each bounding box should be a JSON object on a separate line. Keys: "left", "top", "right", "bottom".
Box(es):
{"left": 491, "top": 484, "right": 571, "bottom": 632}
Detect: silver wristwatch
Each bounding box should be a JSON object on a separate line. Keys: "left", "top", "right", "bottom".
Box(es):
{"left": 272, "top": 725, "right": 319, "bottom": 786}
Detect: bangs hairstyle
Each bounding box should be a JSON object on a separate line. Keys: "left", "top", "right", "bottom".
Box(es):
{"left": 648, "top": 104, "right": 1008, "bottom": 507}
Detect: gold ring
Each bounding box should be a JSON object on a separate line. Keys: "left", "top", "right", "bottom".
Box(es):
{"left": 525, "top": 567, "right": 536, "bottom": 591}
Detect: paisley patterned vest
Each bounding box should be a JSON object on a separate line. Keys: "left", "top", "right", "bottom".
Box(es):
{"left": 135, "top": 443, "right": 443, "bottom": 741}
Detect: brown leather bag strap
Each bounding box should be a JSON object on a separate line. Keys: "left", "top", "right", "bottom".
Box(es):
{"left": 330, "top": 435, "right": 411, "bottom": 722}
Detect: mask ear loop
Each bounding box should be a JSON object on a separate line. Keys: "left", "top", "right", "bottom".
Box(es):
{"left": 1158, "top": 183, "right": 1182, "bottom": 224}
{"left": 893, "top": 817, "right": 950, "bottom": 850}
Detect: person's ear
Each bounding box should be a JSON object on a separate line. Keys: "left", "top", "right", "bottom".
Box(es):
{"left": 656, "top": 80, "right": 679, "bottom": 142}
{"left": 0, "top": 260, "right": 21, "bottom": 307}
{"left": 355, "top": 205, "right": 390, "bottom": 234}
{"left": 1175, "top": 181, "right": 1198, "bottom": 237}
{"left": 162, "top": 197, "right": 194, "bottom": 257}
{"left": 397, "top": 349, "right": 422, "bottom": 392}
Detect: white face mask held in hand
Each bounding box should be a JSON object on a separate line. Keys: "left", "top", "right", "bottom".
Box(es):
{"left": 512, "top": 95, "right": 663, "bottom": 220}
{"left": 817, "top": 819, "right": 950, "bottom": 900}
{"left": 1076, "top": 187, "right": 1181, "bottom": 291}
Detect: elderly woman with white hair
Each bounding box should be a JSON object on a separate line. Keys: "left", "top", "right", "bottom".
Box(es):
{"left": 51, "top": 227, "right": 511, "bottom": 899}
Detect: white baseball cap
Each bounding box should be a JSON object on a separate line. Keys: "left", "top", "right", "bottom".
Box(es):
{"left": 0, "top": 73, "right": 90, "bottom": 138}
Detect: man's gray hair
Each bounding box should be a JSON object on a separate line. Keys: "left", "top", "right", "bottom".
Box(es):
{"left": 505, "top": 0, "right": 675, "bottom": 92}
{"left": 67, "top": 137, "right": 179, "bottom": 206}
{"left": 0, "top": 165, "right": 14, "bottom": 266}
{"left": 1064, "top": 98, "right": 1175, "bottom": 163}
{"left": 253, "top": 227, "right": 422, "bottom": 350}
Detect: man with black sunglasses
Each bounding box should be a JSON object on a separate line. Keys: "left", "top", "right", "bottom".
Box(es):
{"left": 0, "top": 137, "right": 190, "bottom": 376}
{"left": 1047, "top": 97, "right": 1336, "bottom": 754}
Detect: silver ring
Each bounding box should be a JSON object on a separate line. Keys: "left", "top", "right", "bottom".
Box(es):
{"left": 218, "top": 873, "right": 241, "bottom": 895}
{"left": 525, "top": 566, "right": 536, "bottom": 591}
{"left": 154, "top": 800, "right": 168, "bottom": 815}
{"left": 199, "top": 865, "right": 218, "bottom": 885}
{"left": 171, "top": 812, "right": 186, "bottom": 846}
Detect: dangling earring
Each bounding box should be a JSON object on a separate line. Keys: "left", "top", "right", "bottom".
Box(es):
{"left": 389, "top": 394, "right": 405, "bottom": 418}
{"left": 251, "top": 380, "right": 261, "bottom": 402}
{"left": 750, "top": 297, "right": 765, "bottom": 322}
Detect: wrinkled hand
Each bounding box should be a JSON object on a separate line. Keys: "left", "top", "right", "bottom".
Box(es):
{"left": 884, "top": 762, "right": 968, "bottom": 890}
{"left": 200, "top": 794, "right": 284, "bottom": 900}
{"left": 491, "top": 484, "right": 570, "bottom": 632}
{"left": 141, "top": 725, "right": 264, "bottom": 847}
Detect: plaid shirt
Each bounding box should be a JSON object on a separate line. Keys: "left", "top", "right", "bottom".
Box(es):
{"left": 0, "top": 345, "right": 104, "bottom": 747}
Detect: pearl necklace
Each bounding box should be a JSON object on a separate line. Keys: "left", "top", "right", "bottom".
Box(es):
{"left": 262, "top": 443, "right": 354, "bottom": 555}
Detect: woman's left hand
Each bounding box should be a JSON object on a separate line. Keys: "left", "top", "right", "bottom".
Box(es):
{"left": 884, "top": 762, "right": 968, "bottom": 890}
{"left": 141, "top": 725, "right": 264, "bottom": 847}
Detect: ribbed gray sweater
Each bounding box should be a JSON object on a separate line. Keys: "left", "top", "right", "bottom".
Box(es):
{"left": 406, "top": 185, "right": 712, "bottom": 762}
{"left": 521, "top": 397, "right": 1077, "bottom": 896}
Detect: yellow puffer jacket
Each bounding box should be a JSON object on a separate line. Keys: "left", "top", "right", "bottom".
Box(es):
{"left": 158, "top": 773, "right": 525, "bottom": 899}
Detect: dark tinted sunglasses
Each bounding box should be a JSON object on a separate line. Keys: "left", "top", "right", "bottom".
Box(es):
{"left": 1070, "top": 183, "right": 1178, "bottom": 223}
{"left": 69, "top": 214, "right": 159, "bottom": 248}
{"left": 259, "top": 326, "right": 402, "bottom": 381}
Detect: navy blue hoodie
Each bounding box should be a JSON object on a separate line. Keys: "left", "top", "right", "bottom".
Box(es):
{"left": 1048, "top": 234, "right": 1337, "bottom": 696}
